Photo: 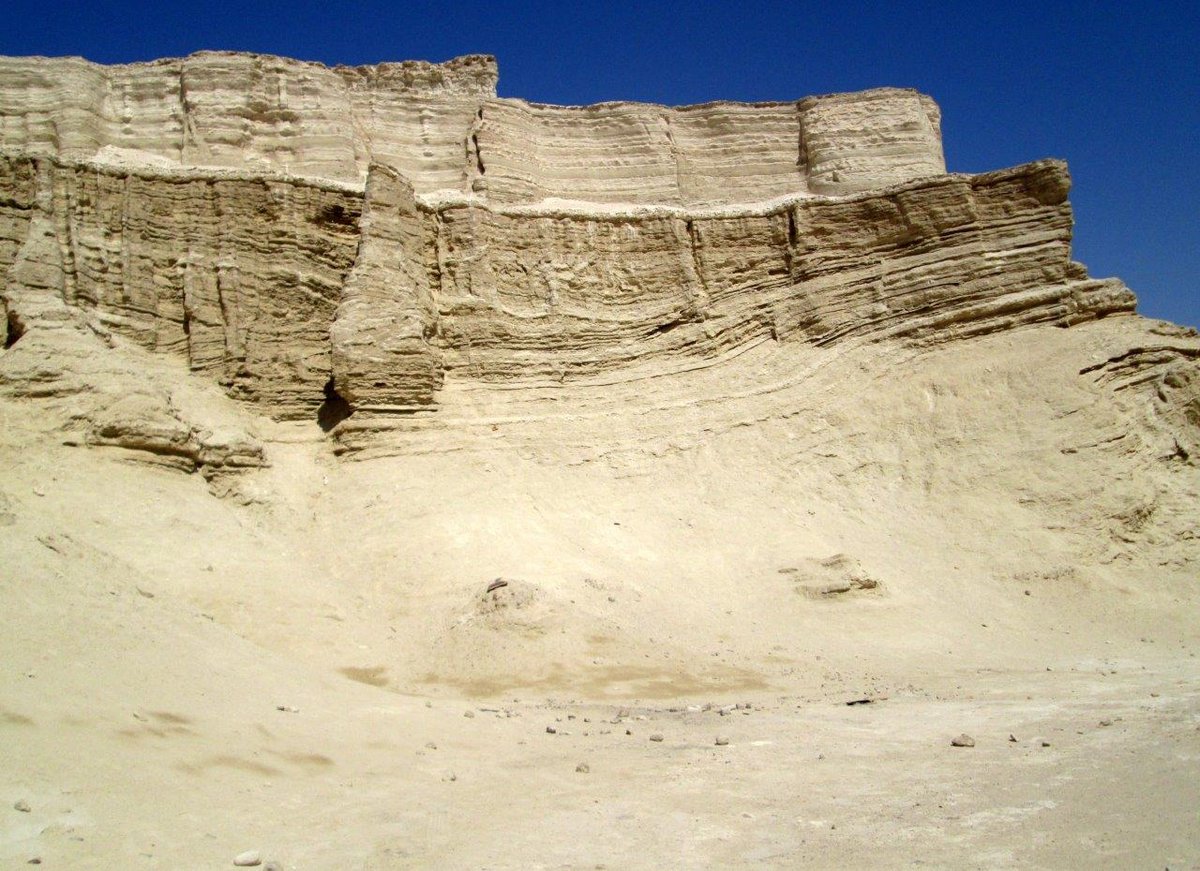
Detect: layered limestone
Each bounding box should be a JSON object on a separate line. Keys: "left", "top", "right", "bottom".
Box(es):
{"left": 0, "top": 50, "right": 1167, "bottom": 462}
{"left": 0, "top": 52, "right": 497, "bottom": 191}
{"left": 799, "top": 89, "right": 944, "bottom": 195}
{"left": 330, "top": 164, "right": 441, "bottom": 411}
{"left": 0, "top": 53, "right": 944, "bottom": 205}
{"left": 474, "top": 98, "right": 808, "bottom": 207}
{"left": 0, "top": 152, "right": 361, "bottom": 419}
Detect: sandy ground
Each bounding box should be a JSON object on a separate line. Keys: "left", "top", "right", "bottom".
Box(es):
{"left": 2, "top": 319, "right": 1199, "bottom": 869}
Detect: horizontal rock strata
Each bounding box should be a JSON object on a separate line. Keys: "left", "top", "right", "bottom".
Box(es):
{"left": 0, "top": 152, "right": 361, "bottom": 419}
{"left": 2, "top": 148, "right": 1135, "bottom": 419}
{"left": 0, "top": 51, "right": 1147, "bottom": 448}
{"left": 0, "top": 52, "right": 496, "bottom": 192}
{"left": 1, "top": 54, "right": 945, "bottom": 205}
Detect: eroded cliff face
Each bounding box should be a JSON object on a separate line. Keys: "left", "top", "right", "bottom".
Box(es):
{"left": 0, "top": 50, "right": 1193, "bottom": 469}
{"left": 0, "top": 52, "right": 497, "bottom": 191}
{"left": 0, "top": 53, "right": 944, "bottom": 203}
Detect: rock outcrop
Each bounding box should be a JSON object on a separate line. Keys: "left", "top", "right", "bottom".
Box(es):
{"left": 0, "top": 50, "right": 1188, "bottom": 468}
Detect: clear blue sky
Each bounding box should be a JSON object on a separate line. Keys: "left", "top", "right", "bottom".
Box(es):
{"left": 3, "top": 0, "right": 1196, "bottom": 326}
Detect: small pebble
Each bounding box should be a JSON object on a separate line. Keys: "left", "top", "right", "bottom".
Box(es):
{"left": 233, "top": 850, "right": 261, "bottom": 867}
{"left": 425, "top": 742, "right": 437, "bottom": 750}
{"left": 463, "top": 710, "right": 475, "bottom": 718}
{"left": 950, "top": 734, "right": 975, "bottom": 748}
{"left": 715, "top": 736, "right": 730, "bottom": 746}
{"left": 575, "top": 762, "right": 590, "bottom": 774}
{"left": 546, "top": 726, "right": 557, "bottom": 734}
{"left": 649, "top": 733, "right": 664, "bottom": 742}
{"left": 14, "top": 799, "right": 31, "bottom": 813}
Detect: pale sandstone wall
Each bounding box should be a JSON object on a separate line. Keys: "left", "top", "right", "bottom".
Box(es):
{"left": 331, "top": 164, "right": 441, "bottom": 411}
{"left": 427, "top": 161, "right": 1129, "bottom": 386}
{"left": 474, "top": 99, "right": 807, "bottom": 207}
{"left": 0, "top": 52, "right": 497, "bottom": 192}
{"left": 800, "top": 89, "right": 945, "bottom": 195}
{"left": 1, "top": 52, "right": 1138, "bottom": 427}
{"left": 0, "top": 54, "right": 946, "bottom": 206}
{"left": 1, "top": 151, "right": 1133, "bottom": 418}
{"left": 0, "top": 153, "right": 361, "bottom": 418}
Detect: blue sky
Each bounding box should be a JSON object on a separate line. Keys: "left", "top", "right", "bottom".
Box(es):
{"left": 4, "top": 0, "right": 1196, "bottom": 326}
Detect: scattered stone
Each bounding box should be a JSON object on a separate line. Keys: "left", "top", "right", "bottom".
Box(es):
{"left": 1008, "top": 734, "right": 1018, "bottom": 743}
{"left": 233, "top": 850, "right": 262, "bottom": 867}
{"left": 275, "top": 705, "right": 298, "bottom": 713}
{"left": 575, "top": 762, "right": 590, "bottom": 773}
{"left": 1099, "top": 719, "right": 1113, "bottom": 727}
{"left": 463, "top": 710, "right": 475, "bottom": 718}
{"left": 425, "top": 742, "right": 437, "bottom": 750}
{"left": 950, "top": 734, "right": 975, "bottom": 748}
{"left": 649, "top": 733, "right": 664, "bottom": 742}
{"left": 486, "top": 578, "right": 508, "bottom": 593}
{"left": 1041, "top": 740, "right": 1051, "bottom": 747}
{"left": 546, "top": 726, "right": 556, "bottom": 734}
{"left": 27, "top": 859, "right": 41, "bottom": 866}
{"left": 13, "top": 799, "right": 31, "bottom": 813}
{"left": 715, "top": 736, "right": 730, "bottom": 746}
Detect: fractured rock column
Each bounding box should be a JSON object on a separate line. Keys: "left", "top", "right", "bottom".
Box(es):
{"left": 800, "top": 88, "right": 945, "bottom": 195}
{"left": 330, "top": 163, "right": 442, "bottom": 412}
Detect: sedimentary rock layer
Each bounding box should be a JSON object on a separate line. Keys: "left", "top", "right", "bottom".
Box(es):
{"left": 331, "top": 164, "right": 441, "bottom": 411}
{"left": 0, "top": 152, "right": 361, "bottom": 419}
{"left": 1, "top": 148, "right": 1135, "bottom": 418}
{"left": 0, "top": 52, "right": 497, "bottom": 192}
{"left": 474, "top": 98, "right": 808, "bottom": 207}
{"left": 0, "top": 53, "right": 946, "bottom": 206}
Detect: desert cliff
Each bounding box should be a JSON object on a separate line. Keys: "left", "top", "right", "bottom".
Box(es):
{"left": 0, "top": 52, "right": 1197, "bottom": 869}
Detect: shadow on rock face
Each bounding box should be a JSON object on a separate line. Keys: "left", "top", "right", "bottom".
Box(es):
{"left": 317, "top": 378, "right": 353, "bottom": 432}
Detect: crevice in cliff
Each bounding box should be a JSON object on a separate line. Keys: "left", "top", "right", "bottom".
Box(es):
{"left": 314, "top": 203, "right": 358, "bottom": 228}
{"left": 785, "top": 208, "right": 799, "bottom": 278}
{"left": 317, "top": 376, "right": 353, "bottom": 432}
{"left": 472, "top": 133, "right": 486, "bottom": 176}
{"left": 685, "top": 218, "right": 710, "bottom": 315}
{"left": 662, "top": 114, "right": 683, "bottom": 205}
{"left": 4, "top": 307, "right": 25, "bottom": 349}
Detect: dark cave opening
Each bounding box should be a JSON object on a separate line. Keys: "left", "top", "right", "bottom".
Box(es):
{"left": 317, "top": 377, "right": 353, "bottom": 432}
{"left": 4, "top": 309, "right": 24, "bottom": 349}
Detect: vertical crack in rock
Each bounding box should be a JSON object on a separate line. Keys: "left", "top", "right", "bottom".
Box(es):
{"left": 684, "top": 218, "right": 711, "bottom": 320}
